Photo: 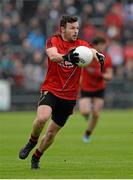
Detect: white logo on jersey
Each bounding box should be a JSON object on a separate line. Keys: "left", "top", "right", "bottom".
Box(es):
{"left": 59, "top": 61, "right": 74, "bottom": 68}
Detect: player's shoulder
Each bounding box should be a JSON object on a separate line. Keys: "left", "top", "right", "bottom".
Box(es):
{"left": 47, "top": 33, "right": 61, "bottom": 41}
{"left": 46, "top": 33, "right": 61, "bottom": 47}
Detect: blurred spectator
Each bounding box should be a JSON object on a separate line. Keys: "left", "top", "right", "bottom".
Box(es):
{"left": 124, "top": 40, "right": 133, "bottom": 80}
{"left": 13, "top": 60, "right": 25, "bottom": 87}
{"left": 81, "top": 21, "right": 97, "bottom": 42}
{"left": 63, "top": 0, "right": 77, "bottom": 15}
{"left": 2, "top": 2, "right": 16, "bottom": 17}
{"left": 94, "top": 1, "right": 106, "bottom": 17}
{"left": 107, "top": 40, "right": 124, "bottom": 77}
{"left": 0, "top": 52, "right": 15, "bottom": 83}
{"left": 10, "top": 12, "right": 22, "bottom": 44}
{"left": 123, "top": 1, "right": 133, "bottom": 24}
{"left": 23, "top": 17, "right": 45, "bottom": 51}
{"left": 24, "top": 50, "right": 45, "bottom": 91}
{"left": 80, "top": 3, "right": 94, "bottom": 25}
{"left": 46, "top": 0, "right": 62, "bottom": 36}
{"left": 1, "top": 32, "right": 11, "bottom": 46}
{"left": 0, "top": 16, "right": 12, "bottom": 34}
{"left": 104, "top": 2, "right": 124, "bottom": 40}
{"left": 0, "top": 0, "right": 132, "bottom": 90}
{"left": 19, "top": 24, "right": 28, "bottom": 43}
{"left": 122, "top": 24, "right": 133, "bottom": 43}
{"left": 104, "top": 2, "right": 123, "bottom": 29}
{"left": 35, "top": 3, "right": 48, "bottom": 34}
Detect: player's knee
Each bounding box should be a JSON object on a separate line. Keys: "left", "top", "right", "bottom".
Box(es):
{"left": 80, "top": 107, "right": 90, "bottom": 115}
{"left": 82, "top": 111, "right": 90, "bottom": 116}
{"left": 37, "top": 115, "right": 48, "bottom": 127}
{"left": 81, "top": 111, "right": 90, "bottom": 118}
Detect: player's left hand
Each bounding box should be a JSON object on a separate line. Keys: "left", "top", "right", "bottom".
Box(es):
{"left": 96, "top": 53, "right": 105, "bottom": 72}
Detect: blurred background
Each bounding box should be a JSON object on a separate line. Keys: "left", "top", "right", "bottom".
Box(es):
{"left": 0, "top": 0, "right": 132, "bottom": 111}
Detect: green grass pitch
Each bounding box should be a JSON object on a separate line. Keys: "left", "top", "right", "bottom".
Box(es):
{"left": 0, "top": 110, "right": 133, "bottom": 179}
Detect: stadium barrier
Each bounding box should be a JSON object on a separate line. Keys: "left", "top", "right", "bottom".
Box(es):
{"left": 0, "top": 80, "right": 11, "bottom": 111}
{"left": 0, "top": 78, "right": 132, "bottom": 111}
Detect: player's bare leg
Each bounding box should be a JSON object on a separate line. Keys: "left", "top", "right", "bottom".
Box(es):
{"left": 31, "top": 120, "right": 61, "bottom": 169}
{"left": 32, "top": 105, "right": 52, "bottom": 136}
{"left": 84, "top": 98, "right": 104, "bottom": 142}
{"left": 79, "top": 98, "right": 91, "bottom": 121}
{"left": 19, "top": 105, "right": 52, "bottom": 159}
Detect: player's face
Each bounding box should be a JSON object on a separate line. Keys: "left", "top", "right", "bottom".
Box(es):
{"left": 61, "top": 22, "right": 79, "bottom": 42}
{"left": 96, "top": 43, "right": 106, "bottom": 53}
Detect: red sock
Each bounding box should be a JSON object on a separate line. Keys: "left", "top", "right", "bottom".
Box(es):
{"left": 29, "top": 134, "right": 39, "bottom": 144}
{"left": 33, "top": 149, "right": 43, "bottom": 159}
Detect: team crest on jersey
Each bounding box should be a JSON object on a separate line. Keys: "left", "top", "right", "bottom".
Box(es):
{"left": 59, "top": 61, "right": 74, "bottom": 68}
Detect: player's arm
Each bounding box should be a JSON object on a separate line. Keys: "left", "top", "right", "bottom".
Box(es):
{"left": 102, "top": 68, "right": 113, "bottom": 81}
{"left": 46, "top": 47, "right": 64, "bottom": 62}
{"left": 91, "top": 48, "right": 104, "bottom": 60}
{"left": 91, "top": 48, "right": 105, "bottom": 72}
{"left": 46, "top": 47, "right": 80, "bottom": 64}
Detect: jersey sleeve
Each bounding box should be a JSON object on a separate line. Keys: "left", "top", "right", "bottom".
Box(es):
{"left": 105, "top": 54, "right": 112, "bottom": 69}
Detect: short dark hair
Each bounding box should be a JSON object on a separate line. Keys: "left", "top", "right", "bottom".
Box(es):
{"left": 92, "top": 37, "right": 106, "bottom": 45}
{"left": 60, "top": 15, "right": 78, "bottom": 27}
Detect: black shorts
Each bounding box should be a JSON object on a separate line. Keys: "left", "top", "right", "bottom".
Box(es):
{"left": 38, "top": 91, "right": 76, "bottom": 127}
{"left": 80, "top": 89, "right": 105, "bottom": 99}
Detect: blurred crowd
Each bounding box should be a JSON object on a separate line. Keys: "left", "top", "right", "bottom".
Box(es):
{"left": 0, "top": 0, "right": 133, "bottom": 91}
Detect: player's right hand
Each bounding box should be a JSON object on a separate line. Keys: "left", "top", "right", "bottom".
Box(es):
{"left": 96, "top": 53, "right": 105, "bottom": 72}
{"left": 62, "top": 49, "right": 80, "bottom": 64}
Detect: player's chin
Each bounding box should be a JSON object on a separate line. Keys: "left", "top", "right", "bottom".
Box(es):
{"left": 72, "top": 36, "right": 77, "bottom": 41}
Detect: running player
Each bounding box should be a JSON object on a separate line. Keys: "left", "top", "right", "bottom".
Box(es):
{"left": 19, "top": 15, "right": 105, "bottom": 169}
{"left": 79, "top": 36, "right": 113, "bottom": 142}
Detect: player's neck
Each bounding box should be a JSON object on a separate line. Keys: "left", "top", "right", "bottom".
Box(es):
{"left": 60, "top": 33, "right": 76, "bottom": 43}
{"left": 61, "top": 34, "right": 69, "bottom": 42}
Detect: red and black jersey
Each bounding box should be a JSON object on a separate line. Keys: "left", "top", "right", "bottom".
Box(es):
{"left": 80, "top": 52, "right": 112, "bottom": 92}
{"left": 41, "top": 34, "right": 92, "bottom": 100}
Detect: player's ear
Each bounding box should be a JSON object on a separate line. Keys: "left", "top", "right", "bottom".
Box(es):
{"left": 60, "top": 26, "right": 65, "bottom": 33}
